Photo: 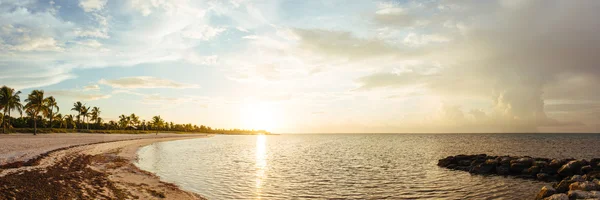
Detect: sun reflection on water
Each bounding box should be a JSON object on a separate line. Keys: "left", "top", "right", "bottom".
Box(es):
{"left": 255, "top": 135, "right": 267, "bottom": 198}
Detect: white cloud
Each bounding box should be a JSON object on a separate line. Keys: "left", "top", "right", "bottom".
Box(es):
{"left": 73, "top": 28, "right": 109, "bottom": 39}
{"left": 181, "top": 25, "right": 225, "bottom": 40}
{"left": 0, "top": 25, "right": 63, "bottom": 52}
{"left": 83, "top": 84, "right": 100, "bottom": 91}
{"left": 403, "top": 33, "right": 451, "bottom": 47}
{"left": 79, "top": 0, "right": 108, "bottom": 12}
{"left": 77, "top": 40, "right": 103, "bottom": 48}
{"left": 47, "top": 90, "right": 111, "bottom": 101}
{"left": 99, "top": 76, "right": 200, "bottom": 89}
{"left": 184, "top": 53, "right": 218, "bottom": 65}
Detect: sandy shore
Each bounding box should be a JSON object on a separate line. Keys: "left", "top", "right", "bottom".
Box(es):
{"left": 0, "top": 133, "right": 208, "bottom": 199}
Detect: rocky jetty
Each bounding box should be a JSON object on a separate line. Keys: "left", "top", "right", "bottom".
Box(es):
{"left": 438, "top": 154, "right": 600, "bottom": 199}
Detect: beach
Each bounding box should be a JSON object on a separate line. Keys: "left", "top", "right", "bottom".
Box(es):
{"left": 0, "top": 133, "right": 208, "bottom": 199}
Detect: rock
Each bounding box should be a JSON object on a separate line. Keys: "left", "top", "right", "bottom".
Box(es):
{"left": 528, "top": 166, "right": 541, "bottom": 175}
{"left": 567, "top": 190, "right": 599, "bottom": 199}
{"left": 456, "top": 166, "right": 471, "bottom": 171}
{"left": 458, "top": 159, "right": 472, "bottom": 166}
{"left": 534, "top": 161, "right": 549, "bottom": 168}
{"left": 438, "top": 157, "right": 454, "bottom": 167}
{"left": 513, "top": 157, "right": 534, "bottom": 166}
{"left": 569, "top": 181, "right": 599, "bottom": 191}
{"left": 470, "top": 158, "right": 487, "bottom": 167}
{"left": 554, "top": 179, "right": 574, "bottom": 193}
{"left": 586, "top": 171, "right": 600, "bottom": 180}
{"left": 537, "top": 173, "right": 558, "bottom": 182}
{"left": 543, "top": 193, "right": 568, "bottom": 200}
{"left": 510, "top": 162, "right": 529, "bottom": 174}
{"left": 535, "top": 186, "right": 556, "bottom": 200}
{"left": 591, "top": 158, "right": 600, "bottom": 166}
{"left": 499, "top": 156, "right": 513, "bottom": 165}
{"left": 580, "top": 165, "right": 592, "bottom": 174}
{"left": 558, "top": 160, "right": 585, "bottom": 177}
{"left": 497, "top": 165, "right": 510, "bottom": 175}
{"left": 470, "top": 159, "right": 497, "bottom": 174}
{"left": 455, "top": 154, "right": 475, "bottom": 161}
{"left": 571, "top": 175, "right": 586, "bottom": 182}
{"left": 540, "top": 167, "right": 558, "bottom": 175}
{"left": 549, "top": 159, "right": 564, "bottom": 168}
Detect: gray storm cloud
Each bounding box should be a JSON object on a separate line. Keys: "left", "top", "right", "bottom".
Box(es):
{"left": 293, "top": 0, "right": 600, "bottom": 132}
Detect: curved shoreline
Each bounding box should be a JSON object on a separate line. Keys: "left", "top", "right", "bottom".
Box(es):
{"left": 0, "top": 134, "right": 209, "bottom": 199}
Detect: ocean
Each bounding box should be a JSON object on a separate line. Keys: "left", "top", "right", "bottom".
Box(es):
{"left": 135, "top": 134, "right": 600, "bottom": 199}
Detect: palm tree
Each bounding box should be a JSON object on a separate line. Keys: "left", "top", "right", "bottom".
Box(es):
{"left": 64, "top": 114, "right": 76, "bottom": 129}
{"left": 91, "top": 107, "right": 101, "bottom": 126}
{"left": 108, "top": 120, "right": 118, "bottom": 130}
{"left": 141, "top": 120, "right": 146, "bottom": 130}
{"left": 151, "top": 115, "right": 164, "bottom": 135}
{"left": 118, "top": 114, "right": 130, "bottom": 129}
{"left": 54, "top": 114, "right": 64, "bottom": 128}
{"left": 24, "top": 90, "right": 47, "bottom": 135}
{"left": 129, "top": 113, "right": 140, "bottom": 129}
{"left": 0, "top": 86, "right": 23, "bottom": 133}
{"left": 81, "top": 106, "right": 90, "bottom": 130}
{"left": 71, "top": 101, "right": 84, "bottom": 127}
{"left": 45, "top": 96, "right": 59, "bottom": 128}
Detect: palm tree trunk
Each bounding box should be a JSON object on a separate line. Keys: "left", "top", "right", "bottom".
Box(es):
{"left": 49, "top": 109, "right": 53, "bottom": 129}
{"left": 2, "top": 110, "right": 6, "bottom": 134}
{"left": 33, "top": 117, "right": 37, "bottom": 135}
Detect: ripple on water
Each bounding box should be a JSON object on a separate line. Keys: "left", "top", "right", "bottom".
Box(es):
{"left": 136, "top": 134, "right": 600, "bottom": 199}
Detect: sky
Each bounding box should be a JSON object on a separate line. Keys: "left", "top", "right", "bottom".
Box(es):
{"left": 1, "top": 0, "right": 599, "bottom": 133}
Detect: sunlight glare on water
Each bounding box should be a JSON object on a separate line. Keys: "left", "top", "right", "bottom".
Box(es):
{"left": 255, "top": 135, "right": 267, "bottom": 198}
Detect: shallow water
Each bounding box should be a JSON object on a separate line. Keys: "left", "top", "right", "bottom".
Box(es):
{"left": 136, "top": 134, "right": 600, "bottom": 199}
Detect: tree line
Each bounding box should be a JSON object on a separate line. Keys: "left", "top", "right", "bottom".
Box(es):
{"left": 0, "top": 86, "right": 268, "bottom": 135}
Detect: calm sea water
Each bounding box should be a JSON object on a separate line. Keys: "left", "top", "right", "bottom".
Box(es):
{"left": 135, "top": 134, "right": 600, "bottom": 199}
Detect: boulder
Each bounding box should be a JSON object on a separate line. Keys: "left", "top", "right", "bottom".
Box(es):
{"left": 591, "top": 158, "right": 600, "bottom": 166}
{"left": 580, "top": 165, "right": 592, "bottom": 174}
{"left": 537, "top": 173, "right": 558, "bottom": 182}
{"left": 554, "top": 179, "right": 574, "bottom": 193}
{"left": 455, "top": 154, "right": 475, "bottom": 161}
{"left": 513, "top": 157, "right": 534, "bottom": 167}
{"left": 534, "top": 161, "right": 549, "bottom": 168}
{"left": 499, "top": 156, "right": 513, "bottom": 165}
{"left": 570, "top": 175, "right": 586, "bottom": 182}
{"left": 470, "top": 159, "right": 497, "bottom": 174}
{"left": 438, "top": 157, "right": 455, "bottom": 167}
{"left": 497, "top": 165, "right": 510, "bottom": 175}
{"left": 528, "top": 166, "right": 541, "bottom": 175}
{"left": 458, "top": 159, "right": 473, "bottom": 167}
{"left": 558, "top": 160, "right": 585, "bottom": 177}
{"left": 540, "top": 167, "right": 558, "bottom": 175}
{"left": 569, "top": 181, "right": 599, "bottom": 191}
{"left": 586, "top": 171, "right": 600, "bottom": 180}
{"left": 535, "top": 186, "right": 556, "bottom": 200}
{"left": 567, "top": 190, "right": 599, "bottom": 199}
{"left": 542, "top": 193, "right": 568, "bottom": 200}
{"left": 549, "top": 159, "right": 564, "bottom": 169}
{"left": 455, "top": 166, "right": 471, "bottom": 171}
{"left": 510, "top": 162, "right": 529, "bottom": 174}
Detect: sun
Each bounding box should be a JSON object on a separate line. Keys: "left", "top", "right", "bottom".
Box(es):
{"left": 241, "top": 101, "right": 278, "bottom": 131}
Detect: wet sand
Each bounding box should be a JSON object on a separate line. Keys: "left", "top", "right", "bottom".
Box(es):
{"left": 0, "top": 133, "right": 208, "bottom": 199}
